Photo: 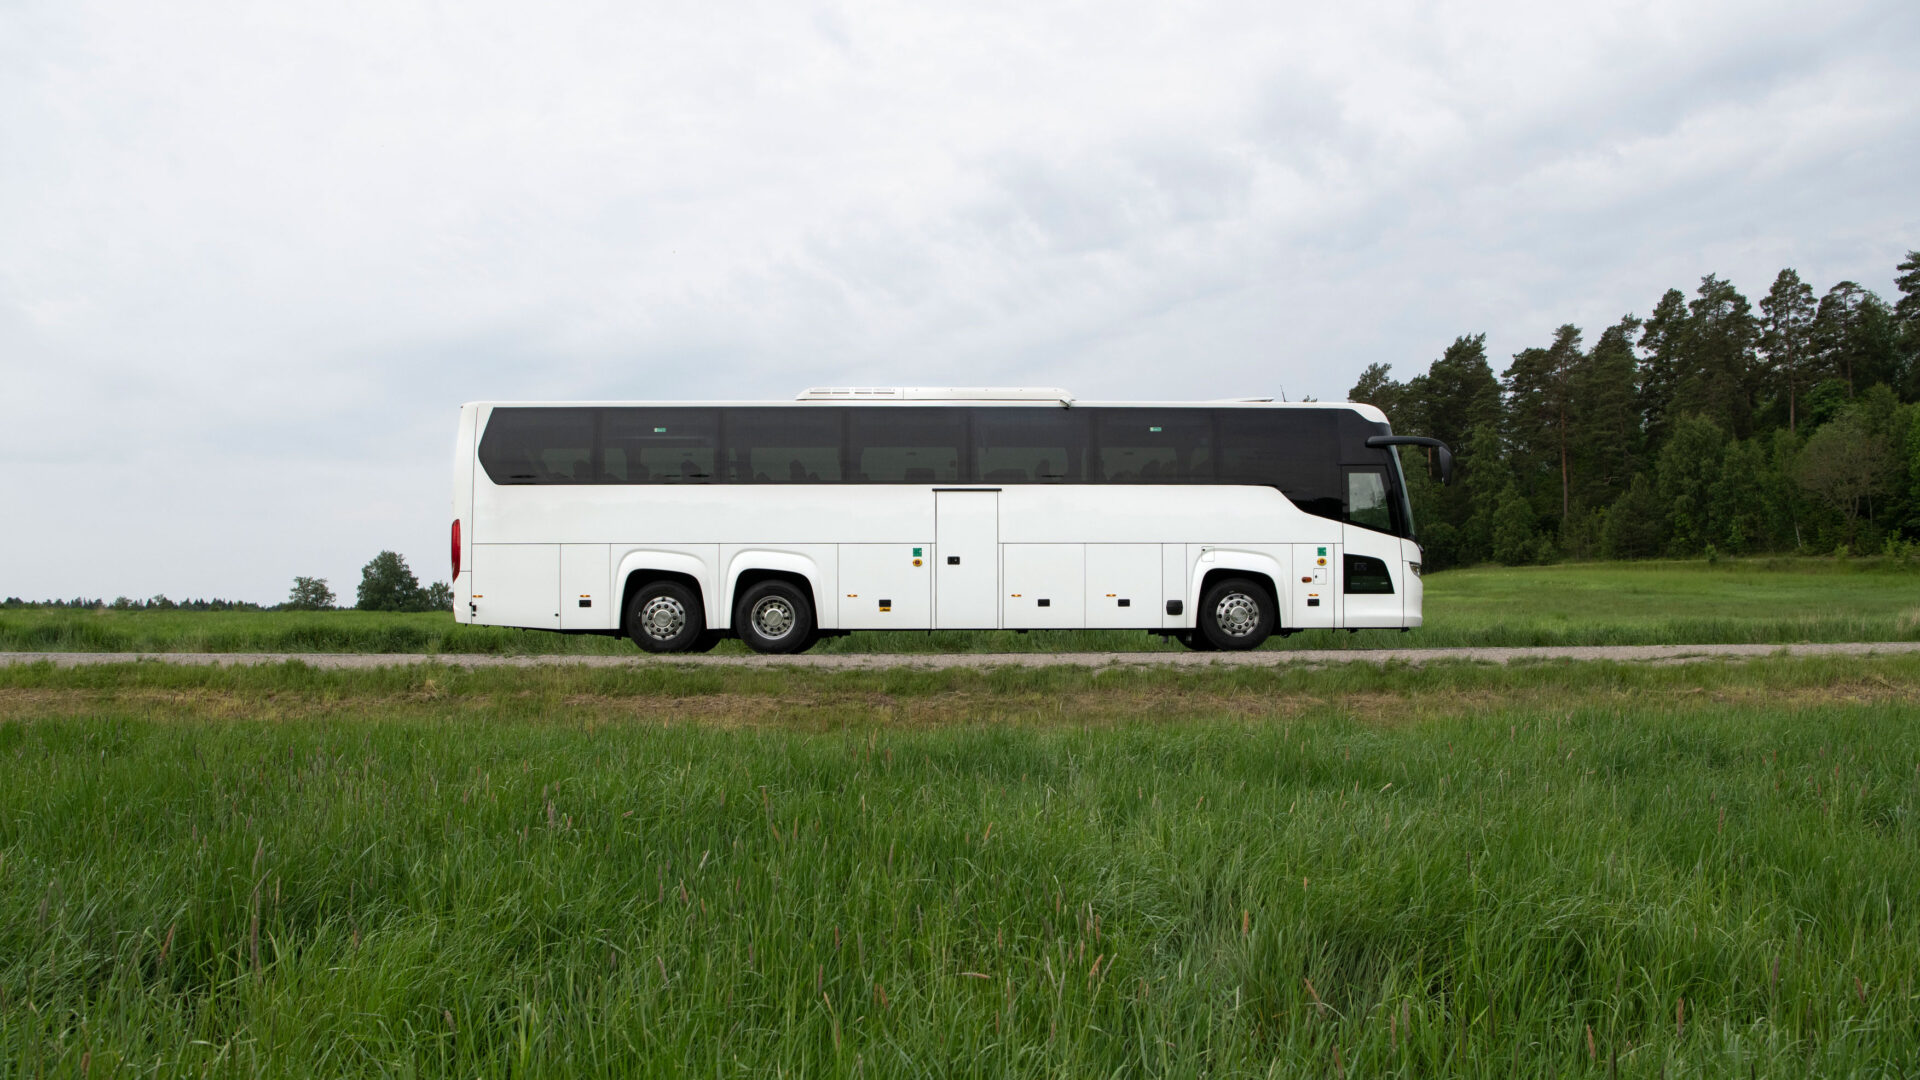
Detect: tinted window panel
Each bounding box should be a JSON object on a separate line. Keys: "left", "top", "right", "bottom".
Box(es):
{"left": 1095, "top": 409, "right": 1213, "bottom": 483}
{"left": 1344, "top": 554, "right": 1395, "bottom": 594}
{"left": 1217, "top": 409, "right": 1342, "bottom": 518}
{"left": 972, "top": 408, "right": 1088, "bottom": 483}
{"left": 603, "top": 408, "right": 717, "bottom": 483}
{"left": 725, "top": 408, "right": 843, "bottom": 483}
{"left": 478, "top": 407, "right": 598, "bottom": 484}
{"left": 848, "top": 408, "right": 966, "bottom": 483}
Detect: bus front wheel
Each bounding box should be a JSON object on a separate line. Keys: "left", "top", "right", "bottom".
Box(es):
{"left": 626, "top": 581, "right": 708, "bottom": 654}
{"left": 736, "top": 580, "right": 815, "bottom": 655}
{"left": 1199, "top": 577, "right": 1274, "bottom": 650}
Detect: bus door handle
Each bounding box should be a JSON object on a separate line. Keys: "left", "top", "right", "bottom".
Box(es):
{"left": 947, "top": 556, "right": 961, "bottom": 565}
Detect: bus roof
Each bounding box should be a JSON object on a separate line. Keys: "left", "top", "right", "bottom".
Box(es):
{"left": 461, "top": 393, "right": 1388, "bottom": 425}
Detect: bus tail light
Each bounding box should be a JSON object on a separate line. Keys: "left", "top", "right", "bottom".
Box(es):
{"left": 452, "top": 519, "right": 462, "bottom": 580}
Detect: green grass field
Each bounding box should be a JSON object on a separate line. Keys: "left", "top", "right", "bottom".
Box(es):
{"left": 3, "top": 558, "right": 1918, "bottom": 655}
{"left": 4, "top": 655, "right": 1919, "bottom": 1076}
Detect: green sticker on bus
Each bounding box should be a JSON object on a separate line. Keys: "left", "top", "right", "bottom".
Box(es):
{"left": 1318, "top": 546, "right": 1326, "bottom": 556}
{"left": 913, "top": 547, "right": 922, "bottom": 557}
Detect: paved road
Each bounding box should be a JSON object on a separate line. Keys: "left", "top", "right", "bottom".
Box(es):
{"left": 2, "top": 642, "right": 1917, "bottom": 670}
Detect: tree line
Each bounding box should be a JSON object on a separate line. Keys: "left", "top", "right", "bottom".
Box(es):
{"left": 1351, "top": 252, "right": 1920, "bottom": 567}
{"left": 3, "top": 552, "right": 453, "bottom": 612}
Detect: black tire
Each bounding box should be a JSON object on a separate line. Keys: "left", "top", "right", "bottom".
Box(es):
{"left": 735, "top": 580, "right": 815, "bottom": 655}
{"left": 684, "top": 630, "right": 724, "bottom": 653}
{"left": 1176, "top": 631, "right": 1217, "bottom": 651}
{"left": 1199, "top": 577, "right": 1275, "bottom": 651}
{"left": 625, "top": 581, "right": 706, "bottom": 653}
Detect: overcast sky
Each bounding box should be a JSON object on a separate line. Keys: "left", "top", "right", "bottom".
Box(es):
{"left": 3, "top": 0, "right": 1916, "bottom": 602}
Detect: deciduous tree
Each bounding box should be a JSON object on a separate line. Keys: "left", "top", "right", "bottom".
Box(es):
{"left": 287, "top": 576, "right": 335, "bottom": 610}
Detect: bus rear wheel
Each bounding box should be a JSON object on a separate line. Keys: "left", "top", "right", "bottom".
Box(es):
{"left": 626, "top": 581, "right": 707, "bottom": 654}
{"left": 736, "top": 581, "right": 815, "bottom": 655}
{"left": 1199, "top": 577, "right": 1274, "bottom": 650}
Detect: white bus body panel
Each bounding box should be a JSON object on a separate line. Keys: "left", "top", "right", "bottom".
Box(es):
{"left": 1288, "top": 544, "right": 1338, "bottom": 629}
{"left": 1004, "top": 545, "right": 1086, "bottom": 628}
{"left": 560, "top": 544, "right": 611, "bottom": 630}
{"left": 1085, "top": 544, "right": 1161, "bottom": 628}
{"left": 1402, "top": 537, "right": 1425, "bottom": 628}
{"left": 472, "top": 544, "right": 559, "bottom": 629}
{"left": 839, "top": 544, "right": 931, "bottom": 628}
{"left": 1342, "top": 524, "right": 1406, "bottom": 628}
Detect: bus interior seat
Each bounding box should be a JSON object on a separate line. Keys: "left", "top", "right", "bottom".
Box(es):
{"left": 789, "top": 460, "right": 807, "bottom": 481}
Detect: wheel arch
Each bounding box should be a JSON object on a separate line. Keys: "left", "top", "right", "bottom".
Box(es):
{"left": 1189, "top": 549, "right": 1287, "bottom": 629}
{"left": 616, "top": 550, "right": 716, "bottom": 628}
{"left": 725, "top": 549, "right": 832, "bottom": 630}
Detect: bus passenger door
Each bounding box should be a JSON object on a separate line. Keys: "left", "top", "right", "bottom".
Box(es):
{"left": 935, "top": 490, "right": 1000, "bottom": 628}
{"left": 1341, "top": 466, "right": 1406, "bottom": 628}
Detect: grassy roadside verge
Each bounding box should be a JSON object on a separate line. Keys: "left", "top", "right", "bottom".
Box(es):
{"left": 4, "top": 656, "right": 1918, "bottom": 1076}
{"left": 4, "top": 559, "right": 1917, "bottom": 656}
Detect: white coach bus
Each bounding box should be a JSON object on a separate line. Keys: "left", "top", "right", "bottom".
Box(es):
{"left": 450, "top": 388, "right": 1451, "bottom": 654}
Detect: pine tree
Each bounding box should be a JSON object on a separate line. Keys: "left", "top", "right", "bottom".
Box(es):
{"left": 1678, "top": 275, "right": 1759, "bottom": 438}
{"left": 1893, "top": 250, "right": 1920, "bottom": 329}
{"left": 1569, "top": 316, "right": 1643, "bottom": 511}
{"left": 1638, "top": 289, "right": 1690, "bottom": 453}
{"left": 1759, "top": 269, "right": 1817, "bottom": 432}
{"left": 1409, "top": 334, "right": 1501, "bottom": 463}
{"left": 1348, "top": 363, "right": 1408, "bottom": 426}
{"left": 1504, "top": 325, "right": 1582, "bottom": 527}
{"left": 1812, "top": 283, "right": 1902, "bottom": 397}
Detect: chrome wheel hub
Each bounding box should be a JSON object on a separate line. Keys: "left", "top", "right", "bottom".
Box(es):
{"left": 639, "top": 596, "right": 687, "bottom": 640}
{"left": 1215, "top": 592, "right": 1260, "bottom": 637}
{"left": 751, "top": 596, "right": 796, "bottom": 639}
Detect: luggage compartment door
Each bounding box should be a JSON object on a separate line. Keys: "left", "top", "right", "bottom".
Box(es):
{"left": 472, "top": 544, "right": 560, "bottom": 629}
{"left": 1085, "top": 544, "right": 1160, "bottom": 628}
{"left": 839, "top": 544, "right": 932, "bottom": 629}
{"left": 1004, "top": 544, "right": 1086, "bottom": 629}
{"left": 560, "top": 544, "right": 611, "bottom": 630}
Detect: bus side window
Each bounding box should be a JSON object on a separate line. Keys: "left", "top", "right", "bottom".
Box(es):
{"left": 848, "top": 408, "right": 965, "bottom": 483}
{"left": 603, "top": 408, "right": 718, "bottom": 483}
{"left": 1093, "top": 409, "right": 1212, "bottom": 483}
{"left": 973, "top": 408, "right": 1088, "bottom": 483}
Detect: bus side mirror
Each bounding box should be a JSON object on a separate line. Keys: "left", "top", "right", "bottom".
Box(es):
{"left": 1365, "top": 435, "right": 1454, "bottom": 485}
